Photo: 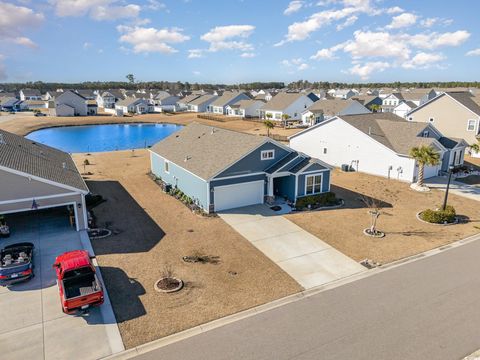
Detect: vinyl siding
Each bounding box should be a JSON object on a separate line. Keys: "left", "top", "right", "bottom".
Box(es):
{"left": 150, "top": 152, "right": 208, "bottom": 210}
{"left": 297, "top": 171, "right": 330, "bottom": 197}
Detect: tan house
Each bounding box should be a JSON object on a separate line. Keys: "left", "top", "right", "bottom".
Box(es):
{"left": 0, "top": 129, "right": 89, "bottom": 231}
{"left": 406, "top": 92, "right": 480, "bottom": 145}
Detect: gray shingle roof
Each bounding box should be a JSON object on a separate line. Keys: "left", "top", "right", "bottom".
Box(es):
{"left": 188, "top": 94, "right": 217, "bottom": 106}
{"left": 306, "top": 99, "right": 360, "bottom": 115}
{"left": 447, "top": 92, "right": 480, "bottom": 116}
{"left": 260, "top": 92, "right": 306, "bottom": 111}
{"left": 150, "top": 123, "right": 266, "bottom": 180}
{"left": 178, "top": 94, "right": 201, "bottom": 104}
{"left": 0, "top": 129, "right": 88, "bottom": 192}
{"left": 339, "top": 113, "right": 437, "bottom": 155}
{"left": 210, "top": 91, "right": 246, "bottom": 107}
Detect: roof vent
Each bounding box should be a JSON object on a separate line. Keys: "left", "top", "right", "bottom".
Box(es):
{"left": 62, "top": 162, "right": 66, "bottom": 169}
{"left": 184, "top": 156, "right": 191, "bottom": 162}
{"left": 368, "top": 126, "right": 372, "bottom": 135}
{"left": 211, "top": 128, "right": 216, "bottom": 135}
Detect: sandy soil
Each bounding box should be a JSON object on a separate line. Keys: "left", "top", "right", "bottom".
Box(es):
{"left": 0, "top": 112, "right": 300, "bottom": 138}
{"left": 287, "top": 169, "right": 480, "bottom": 265}
{"left": 73, "top": 150, "right": 300, "bottom": 349}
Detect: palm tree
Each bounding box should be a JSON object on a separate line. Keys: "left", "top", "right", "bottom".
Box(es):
{"left": 265, "top": 112, "right": 272, "bottom": 121}
{"left": 409, "top": 145, "right": 441, "bottom": 188}
{"left": 263, "top": 120, "right": 274, "bottom": 137}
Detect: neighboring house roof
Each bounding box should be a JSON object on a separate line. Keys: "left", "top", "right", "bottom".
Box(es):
{"left": 116, "top": 96, "right": 142, "bottom": 107}
{"left": 407, "top": 91, "right": 480, "bottom": 117}
{"left": 261, "top": 92, "right": 308, "bottom": 111}
{"left": 210, "top": 91, "right": 246, "bottom": 107}
{"left": 339, "top": 113, "right": 439, "bottom": 155}
{"left": 150, "top": 123, "right": 267, "bottom": 180}
{"left": 57, "top": 90, "right": 86, "bottom": 102}
{"left": 0, "top": 129, "right": 88, "bottom": 192}
{"left": 76, "top": 89, "right": 96, "bottom": 98}
{"left": 305, "top": 99, "right": 362, "bottom": 115}
{"left": 0, "top": 97, "right": 19, "bottom": 106}
{"left": 231, "top": 99, "right": 263, "bottom": 109}
{"left": 188, "top": 94, "right": 216, "bottom": 106}
{"left": 24, "top": 100, "right": 47, "bottom": 105}
{"left": 21, "top": 89, "right": 41, "bottom": 96}
{"left": 438, "top": 137, "right": 467, "bottom": 149}
{"left": 404, "top": 101, "right": 418, "bottom": 109}
{"left": 178, "top": 94, "right": 201, "bottom": 104}
{"left": 0, "top": 92, "right": 16, "bottom": 98}
{"left": 351, "top": 95, "right": 380, "bottom": 106}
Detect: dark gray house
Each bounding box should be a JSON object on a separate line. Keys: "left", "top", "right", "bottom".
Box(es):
{"left": 150, "top": 123, "right": 331, "bottom": 213}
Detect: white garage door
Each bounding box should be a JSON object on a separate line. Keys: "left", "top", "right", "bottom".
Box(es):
{"left": 423, "top": 165, "right": 440, "bottom": 179}
{"left": 214, "top": 180, "right": 264, "bottom": 212}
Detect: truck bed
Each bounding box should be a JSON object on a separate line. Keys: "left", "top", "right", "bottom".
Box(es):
{"left": 63, "top": 273, "right": 100, "bottom": 299}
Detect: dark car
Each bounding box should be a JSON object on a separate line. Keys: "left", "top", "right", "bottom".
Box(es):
{"left": 0, "top": 242, "right": 34, "bottom": 286}
{"left": 34, "top": 112, "right": 46, "bottom": 116}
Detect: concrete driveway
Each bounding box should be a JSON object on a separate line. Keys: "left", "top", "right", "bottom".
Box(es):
{"left": 219, "top": 205, "right": 365, "bottom": 289}
{"left": 426, "top": 176, "right": 480, "bottom": 202}
{"left": 0, "top": 210, "right": 123, "bottom": 360}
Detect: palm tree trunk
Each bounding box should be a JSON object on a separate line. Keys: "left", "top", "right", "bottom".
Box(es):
{"left": 417, "top": 163, "right": 425, "bottom": 186}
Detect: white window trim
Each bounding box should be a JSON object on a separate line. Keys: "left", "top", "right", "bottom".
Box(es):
{"left": 304, "top": 174, "right": 323, "bottom": 195}
{"left": 164, "top": 160, "right": 170, "bottom": 174}
{"left": 466, "top": 119, "right": 477, "bottom": 132}
{"left": 261, "top": 150, "right": 275, "bottom": 161}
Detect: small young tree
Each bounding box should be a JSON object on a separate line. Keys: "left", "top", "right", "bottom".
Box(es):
{"left": 409, "top": 145, "right": 441, "bottom": 189}
{"left": 309, "top": 113, "right": 315, "bottom": 126}
{"left": 265, "top": 112, "right": 273, "bottom": 121}
{"left": 83, "top": 159, "right": 90, "bottom": 174}
{"left": 264, "top": 120, "right": 274, "bottom": 137}
{"left": 361, "top": 195, "right": 383, "bottom": 236}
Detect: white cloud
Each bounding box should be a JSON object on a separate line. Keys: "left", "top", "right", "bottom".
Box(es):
{"left": 402, "top": 52, "right": 445, "bottom": 69}
{"left": 336, "top": 15, "right": 357, "bottom": 30}
{"left": 147, "top": 0, "right": 166, "bottom": 11}
{"left": 240, "top": 52, "right": 256, "bottom": 58}
{"left": 0, "top": 2, "right": 43, "bottom": 48}
{"left": 51, "top": 0, "right": 140, "bottom": 20}
{"left": 348, "top": 61, "right": 390, "bottom": 80}
{"left": 310, "top": 48, "right": 337, "bottom": 60}
{"left": 466, "top": 48, "right": 480, "bottom": 56}
{"left": 342, "top": 30, "right": 411, "bottom": 60}
{"left": 386, "top": 13, "right": 417, "bottom": 29}
{"left": 284, "top": 1, "right": 303, "bottom": 15}
{"left": 386, "top": 6, "right": 403, "bottom": 14}
{"left": 188, "top": 49, "right": 204, "bottom": 58}
{"left": 281, "top": 57, "right": 309, "bottom": 71}
{"left": 407, "top": 30, "right": 470, "bottom": 50}
{"left": 276, "top": 0, "right": 376, "bottom": 45}
{"left": 194, "top": 25, "right": 255, "bottom": 55}
{"left": 192, "top": 70, "right": 201, "bottom": 76}
{"left": 83, "top": 42, "right": 92, "bottom": 49}
{"left": 117, "top": 25, "right": 190, "bottom": 54}
{"left": 420, "top": 17, "right": 453, "bottom": 28}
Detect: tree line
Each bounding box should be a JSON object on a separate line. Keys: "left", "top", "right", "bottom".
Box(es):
{"left": 0, "top": 79, "right": 478, "bottom": 93}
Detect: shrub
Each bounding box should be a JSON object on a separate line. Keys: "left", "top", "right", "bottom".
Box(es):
{"left": 420, "top": 205, "right": 456, "bottom": 224}
{"left": 295, "top": 192, "right": 338, "bottom": 209}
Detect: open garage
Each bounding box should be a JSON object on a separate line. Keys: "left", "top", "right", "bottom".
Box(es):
{"left": 0, "top": 129, "right": 89, "bottom": 232}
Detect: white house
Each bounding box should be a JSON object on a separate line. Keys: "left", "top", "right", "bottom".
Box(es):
{"left": 114, "top": 97, "right": 153, "bottom": 116}
{"left": 225, "top": 99, "right": 265, "bottom": 118}
{"left": 289, "top": 112, "right": 467, "bottom": 183}
{"left": 333, "top": 89, "right": 355, "bottom": 99}
{"left": 96, "top": 91, "right": 117, "bottom": 109}
{"left": 301, "top": 99, "right": 370, "bottom": 126}
{"left": 393, "top": 101, "right": 417, "bottom": 119}
{"left": 176, "top": 94, "right": 201, "bottom": 111}
{"left": 50, "top": 90, "right": 88, "bottom": 116}
{"left": 186, "top": 94, "right": 218, "bottom": 112}
{"left": 208, "top": 91, "right": 250, "bottom": 115}
{"left": 153, "top": 94, "right": 180, "bottom": 112}
{"left": 259, "top": 92, "right": 318, "bottom": 121}
{"left": 19, "top": 89, "right": 42, "bottom": 101}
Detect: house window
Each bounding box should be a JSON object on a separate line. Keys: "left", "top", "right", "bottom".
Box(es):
{"left": 261, "top": 150, "right": 275, "bottom": 160}
{"left": 323, "top": 148, "right": 327, "bottom": 154}
{"left": 274, "top": 113, "right": 281, "bottom": 120}
{"left": 408, "top": 116, "right": 413, "bottom": 121}
{"left": 305, "top": 174, "right": 322, "bottom": 195}
{"left": 429, "top": 117, "right": 434, "bottom": 123}
{"left": 164, "top": 161, "right": 170, "bottom": 173}
{"left": 467, "top": 119, "right": 477, "bottom": 131}
{"left": 422, "top": 130, "right": 429, "bottom": 137}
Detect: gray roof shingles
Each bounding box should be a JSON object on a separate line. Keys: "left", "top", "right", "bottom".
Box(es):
{"left": 0, "top": 129, "right": 88, "bottom": 192}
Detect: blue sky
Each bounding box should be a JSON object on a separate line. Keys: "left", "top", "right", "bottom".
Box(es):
{"left": 1, "top": 0, "right": 480, "bottom": 83}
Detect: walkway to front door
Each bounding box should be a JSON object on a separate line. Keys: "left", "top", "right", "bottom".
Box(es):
{"left": 218, "top": 205, "right": 365, "bottom": 289}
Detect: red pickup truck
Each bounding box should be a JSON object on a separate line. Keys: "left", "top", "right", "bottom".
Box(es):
{"left": 53, "top": 250, "right": 104, "bottom": 314}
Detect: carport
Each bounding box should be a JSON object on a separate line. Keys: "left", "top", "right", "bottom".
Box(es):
{"left": 0, "top": 129, "right": 89, "bottom": 231}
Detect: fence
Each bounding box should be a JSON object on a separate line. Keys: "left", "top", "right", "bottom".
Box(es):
{"left": 196, "top": 114, "right": 227, "bottom": 122}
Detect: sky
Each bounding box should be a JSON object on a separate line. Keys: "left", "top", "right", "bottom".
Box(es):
{"left": 1, "top": 0, "right": 480, "bottom": 84}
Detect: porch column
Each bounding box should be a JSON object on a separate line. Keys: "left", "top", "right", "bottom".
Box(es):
{"left": 268, "top": 176, "right": 274, "bottom": 196}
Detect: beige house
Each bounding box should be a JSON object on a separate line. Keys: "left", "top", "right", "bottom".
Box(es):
{"left": 406, "top": 92, "right": 480, "bottom": 145}
{"left": 0, "top": 129, "right": 89, "bottom": 231}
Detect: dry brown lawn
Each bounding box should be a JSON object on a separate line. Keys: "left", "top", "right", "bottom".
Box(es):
{"left": 0, "top": 112, "right": 300, "bottom": 138}
{"left": 73, "top": 150, "right": 300, "bottom": 349}
{"left": 287, "top": 169, "right": 480, "bottom": 265}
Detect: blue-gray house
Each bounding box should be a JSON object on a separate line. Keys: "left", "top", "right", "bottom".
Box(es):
{"left": 150, "top": 123, "right": 331, "bottom": 213}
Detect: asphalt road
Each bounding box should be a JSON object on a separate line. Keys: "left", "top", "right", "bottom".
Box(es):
{"left": 135, "top": 237, "right": 480, "bottom": 360}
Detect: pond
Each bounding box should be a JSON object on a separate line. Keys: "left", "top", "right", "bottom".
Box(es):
{"left": 26, "top": 123, "right": 183, "bottom": 153}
